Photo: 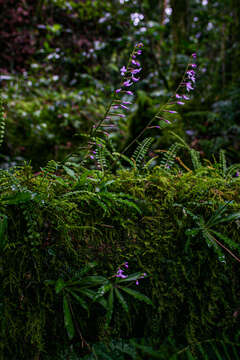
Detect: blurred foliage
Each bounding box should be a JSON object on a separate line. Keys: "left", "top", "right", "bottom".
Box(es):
{"left": 0, "top": 0, "right": 239, "bottom": 169}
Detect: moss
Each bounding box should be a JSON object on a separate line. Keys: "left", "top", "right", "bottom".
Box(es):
{"left": 1, "top": 164, "right": 240, "bottom": 358}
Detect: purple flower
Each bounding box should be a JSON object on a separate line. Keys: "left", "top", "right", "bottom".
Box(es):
{"left": 136, "top": 280, "right": 139, "bottom": 285}
{"left": 186, "top": 82, "right": 194, "bottom": 92}
{"left": 124, "top": 262, "right": 128, "bottom": 268}
{"left": 176, "top": 94, "right": 182, "bottom": 99}
{"left": 125, "top": 90, "right": 134, "bottom": 95}
{"left": 139, "top": 273, "right": 147, "bottom": 279}
{"left": 116, "top": 88, "right": 122, "bottom": 93}
{"left": 187, "top": 70, "right": 196, "bottom": 83}
{"left": 120, "top": 104, "right": 129, "bottom": 110}
{"left": 113, "top": 105, "right": 119, "bottom": 109}
{"left": 136, "top": 50, "right": 142, "bottom": 55}
{"left": 192, "top": 53, "right": 197, "bottom": 58}
{"left": 136, "top": 42, "right": 143, "bottom": 48}
{"left": 132, "top": 59, "right": 141, "bottom": 67}
{"left": 116, "top": 268, "right": 127, "bottom": 279}
{"left": 90, "top": 155, "right": 94, "bottom": 160}
{"left": 182, "top": 95, "right": 190, "bottom": 100}
{"left": 164, "top": 110, "right": 177, "bottom": 114}
{"left": 131, "top": 68, "right": 142, "bottom": 75}
{"left": 177, "top": 101, "right": 185, "bottom": 105}
{"left": 123, "top": 101, "right": 132, "bottom": 104}
{"left": 120, "top": 66, "right": 127, "bottom": 76}
{"left": 236, "top": 171, "right": 239, "bottom": 177}
{"left": 190, "top": 64, "right": 197, "bottom": 68}
{"left": 123, "top": 80, "right": 133, "bottom": 87}
{"left": 186, "top": 130, "right": 195, "bottom": 136}
{"left": 132, "top": 75, "right": 140, "bottom": 82}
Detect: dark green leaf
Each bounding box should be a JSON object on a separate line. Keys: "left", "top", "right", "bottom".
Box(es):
{"left": 68, "top": 290, "right": 89, "bottom": 313}
{"left": 93, "top": 283, "right": 111, "bottom": 301}
{"left": 121, "top": 287, "right": 153, "bottom": 306}
{"left": 114, "top": 288, "right": 129, "bottom": 313}
{"left": 105, "top": 288, "right": 114, "bottom": 328}
{"left": 55, "top": 278, "right": 65, "bottom": 294}
{"left": 218, "top": 212, "right": 240, "bottom": 224}
{"left": 63, "top": 295, "right": 75, "bottom": 340}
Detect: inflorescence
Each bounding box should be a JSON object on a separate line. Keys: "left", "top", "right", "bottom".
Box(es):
{"left": 88, "top": 44, "right": 197, "bottom": 163}
{"left": 115, "top": 262, "right": 147, "bottom": 285}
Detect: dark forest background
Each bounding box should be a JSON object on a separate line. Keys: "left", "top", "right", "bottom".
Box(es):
{"left": 0, "top": 0, "right": 239, "bottom": 169}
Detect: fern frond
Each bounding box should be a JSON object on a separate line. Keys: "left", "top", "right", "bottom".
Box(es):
{"left": 132, "top": 137, "right": 154, "bottom": 168}
{"left": 160, "top": 143, "right": 182, "bottom": 169}
{"left": 190, "top": 149, "right": 202, "bottom": 170}
{"left": 42, "top": 160, "right": 59, "bottom": 175}
{"left": 95, "top": 145, "right": 107, "bottom": 171}
{"left": 143, "top": 155, "right": 159, "bottom": 171}
{"left": 169, "top": 131, "right": 190, "bottom": 150}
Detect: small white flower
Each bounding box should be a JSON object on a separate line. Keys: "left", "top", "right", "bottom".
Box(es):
{"left": 131, "top": 12, "right": 144, "bottom": 26}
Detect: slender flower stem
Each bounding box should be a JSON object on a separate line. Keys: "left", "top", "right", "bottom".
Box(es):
{"left": 121, "top": 56, "right": 195, "bottom": 155}
{"left": 80, "top": 44, "right": 142, "bottom": 163}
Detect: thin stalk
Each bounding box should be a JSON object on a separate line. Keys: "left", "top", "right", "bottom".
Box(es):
{"left": 121, "top": 59, "right": 192, "bottom": 155}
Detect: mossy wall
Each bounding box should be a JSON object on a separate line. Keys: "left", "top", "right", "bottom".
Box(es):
{"left": 1, "top": 165, "right": 240, "bottom": 359}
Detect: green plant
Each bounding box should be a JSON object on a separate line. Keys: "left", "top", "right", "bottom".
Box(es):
{"left": 178, "top": 202, "right": 240, "bottom": 263}
{"left": 93, "top": 265, "right": 153, "bottom": 330}
{"left": 45, "top": 262, "right": 107, "bottom": 340}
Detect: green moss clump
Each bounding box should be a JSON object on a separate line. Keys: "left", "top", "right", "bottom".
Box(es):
{"left": 1, "top": 164, "right": 240, "bottom": 359}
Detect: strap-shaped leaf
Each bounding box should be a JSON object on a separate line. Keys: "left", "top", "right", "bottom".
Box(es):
{"left": 211, "top": 230, "right": 240, "bottom": 251}
{"left": 55, "top": 278, "right": 65, "bottom": 294}
{"left": 67, "top": 276, "right": 107, "bottom": 287}
{"left": 70, "top": 288, "right": 108, "bottom": 309}
{"left": 121, "top": 287, "right": 153, "bottom": 306}
{"left": 63, "top": 295, "right": 75, "bottom": 340}
{"left": 93, "top": 283, "right": 111, "bottom": 301}
{"left": 68, "top": 290, "right": 89, "bottom": 313}
{"left": 105, "top": 288, "right": 114, "bottom": 328}
{"left": 217, "top": 212, "right": 240, "bottom": 224}
{"left": 114, "top": 288, "right": 129, "bottom": 313}
{"left": 186, "top": 349, "right": 195, "bottom": 360}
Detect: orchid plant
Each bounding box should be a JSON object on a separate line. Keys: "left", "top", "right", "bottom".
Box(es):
{"left": 83, "top": 42, "right": 197, "bottom": 168}
{"left": 46, "top": 261, "right": 152, "bottom": 340}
